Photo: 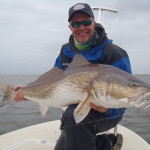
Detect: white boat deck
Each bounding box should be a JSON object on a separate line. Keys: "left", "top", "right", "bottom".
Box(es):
{"left": 0, "top": 120, "right": 149, "bottom": 150}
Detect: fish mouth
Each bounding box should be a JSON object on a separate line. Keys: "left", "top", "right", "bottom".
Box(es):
{"left": 140, "top": 92, "right": 150, "bottom": 110}
{"left": 142, "top": 101, "right": 150, "bottom": 110}
{"left": 129, "top": 92, "right": 150, "bottom": 109}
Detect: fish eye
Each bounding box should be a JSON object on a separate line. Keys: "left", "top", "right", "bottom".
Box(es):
{"left": 132, "top": 83, "right": 136, "bottom": 87}
{"left": 130, "top": 82, "right": 138, "bottom": 88}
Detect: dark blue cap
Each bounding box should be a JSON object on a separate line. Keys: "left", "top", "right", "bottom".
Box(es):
{"left": 68, "top": 3, "right": 94, "bottom": 21}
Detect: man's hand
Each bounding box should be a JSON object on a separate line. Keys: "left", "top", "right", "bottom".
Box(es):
{"left": 13, "top": 85, "right": 28, "bottom": 102}
{"left": 90, "top": 102, "right": 108, "bottom": 113}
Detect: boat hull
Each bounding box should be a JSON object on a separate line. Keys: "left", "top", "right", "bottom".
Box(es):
{"left": 0, "top": 120, "right": 149, "bottom": 150}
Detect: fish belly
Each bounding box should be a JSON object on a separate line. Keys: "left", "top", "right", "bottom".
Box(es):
{"left": 24, "top": 81, "right": 88, "bottom": 109}
{"left": 93, "top": 94, "right": 130, "bottom": 108}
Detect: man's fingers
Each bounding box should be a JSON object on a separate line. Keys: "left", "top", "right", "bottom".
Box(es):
{"left": 13, "top": 85, "right": 25, "bottom": 91}
{"left": 89, "top": 102, "right": 108, "bottom": 113}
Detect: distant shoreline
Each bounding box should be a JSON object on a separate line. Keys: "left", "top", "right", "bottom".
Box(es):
{"left": 134, "top": 74, "right": 150, "bottom": 76}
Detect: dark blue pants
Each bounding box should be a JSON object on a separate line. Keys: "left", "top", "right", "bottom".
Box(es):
{"left": 54, "top": 104, "right": 122, "bottom": 150}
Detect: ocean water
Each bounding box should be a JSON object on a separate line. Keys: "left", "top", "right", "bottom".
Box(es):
{"left": 0, "top": 74, "right": 150, "bottom": 144}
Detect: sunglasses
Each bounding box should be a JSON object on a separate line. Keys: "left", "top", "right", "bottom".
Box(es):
{"left": 70, "top": 20, "right": 93, "bottom": 28}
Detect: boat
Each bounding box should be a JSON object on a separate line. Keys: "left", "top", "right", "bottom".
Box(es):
{"left": 0, "top": 120, "right": 149, "bottom": 150}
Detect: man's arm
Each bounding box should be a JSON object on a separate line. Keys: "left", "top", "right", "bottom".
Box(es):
{"left": 89, "top": 43, "right": 132, "bottom": 115}
{"left": 103, "top": 45, "right": 132, "bottom": 117}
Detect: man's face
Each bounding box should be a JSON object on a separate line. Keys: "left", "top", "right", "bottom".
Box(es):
{"left": 69, "top": 12, "right": 96, "bottom": 43}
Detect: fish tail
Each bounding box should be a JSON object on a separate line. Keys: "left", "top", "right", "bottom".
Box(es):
{"left": 0, "top": 82, "right": 14, "bottom": 107}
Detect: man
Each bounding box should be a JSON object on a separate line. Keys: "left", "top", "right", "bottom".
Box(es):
{"left": 14, "top": 3, "right": 131, "bottom": 150}
{"left": 54, "top": 3, "right": 131, "bottom": 150}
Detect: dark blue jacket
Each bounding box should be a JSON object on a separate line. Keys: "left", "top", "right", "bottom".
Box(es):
{"left": 54, "top": 23, "right": 132, "bottom": 119}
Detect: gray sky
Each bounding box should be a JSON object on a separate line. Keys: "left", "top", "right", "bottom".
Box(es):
{"left": 0, "top": 0, "right": 150, "bottom": 74}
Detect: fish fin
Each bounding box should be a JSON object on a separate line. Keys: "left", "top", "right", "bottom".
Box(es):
{"left": 73, "top": 94, "right": 92, "bottom": 123}
{"left": 67, "top": 54, "right": 91, "bottom": 70}
{"left": 0, "top": 82, "right": 14, "bottom": 107}
{"left": 39, "top": 103, "right": 49, "bottom": 117}
{"left": 28, "top": 67, "right": 64, "bottom": 86}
